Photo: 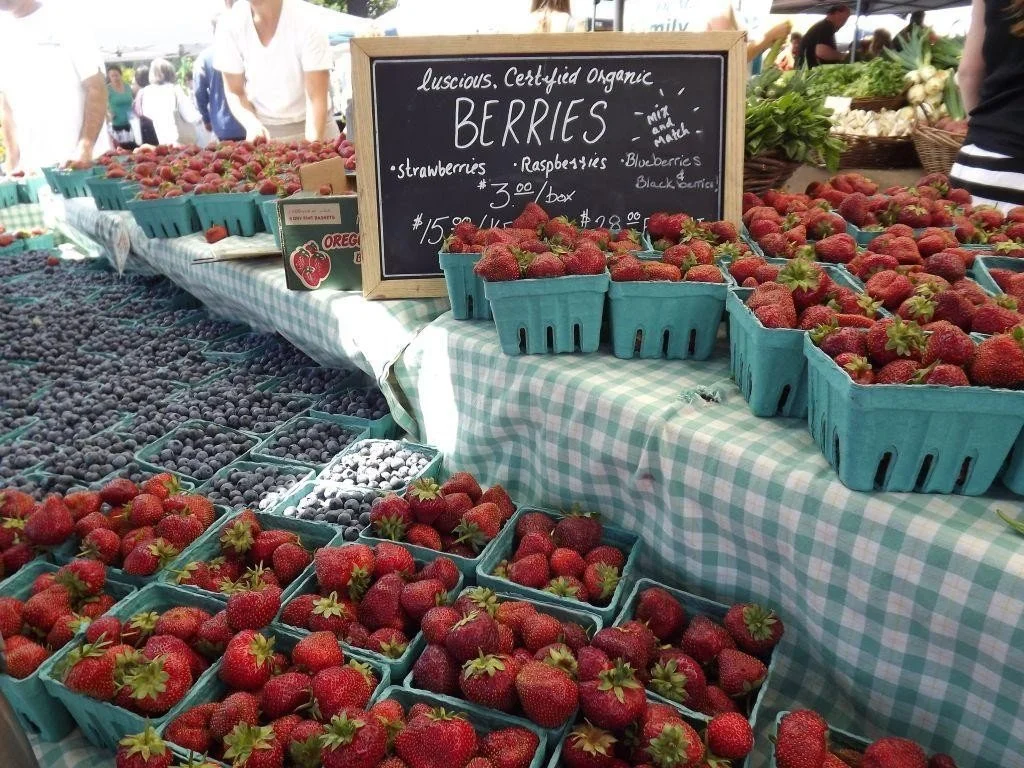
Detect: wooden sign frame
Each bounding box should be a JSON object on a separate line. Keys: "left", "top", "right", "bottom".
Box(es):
{"left": 351, "top": 31, "right": 747, "bottom": 300}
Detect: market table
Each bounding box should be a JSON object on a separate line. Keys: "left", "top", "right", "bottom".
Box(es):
{"left": 57, "top": 197, "right": 449, "bottom": 383}
{"left": 391, "top": 313, "right": 1024, "bottom": 768}
{"left": 30, "top": 731, "right": 107, "bottom": 768}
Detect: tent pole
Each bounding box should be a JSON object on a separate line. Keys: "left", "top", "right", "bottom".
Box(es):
{"left": 851, "top": 0, "right": 864, "bottom": 62}
{"left": 615, "top": 0, "right": 624, "bottom": 31}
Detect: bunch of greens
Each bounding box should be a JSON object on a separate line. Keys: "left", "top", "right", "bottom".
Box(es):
{"left": 804, "top": 64, "right": 860, "bottom": 101}
{"left": 803, "top": 60, "right": 905, "bottom": 100}
{"left": 886, "top": 27, "right": 963, "bottom": 73}
{"left": 746, "top": 66, "right": 846, "bottom": 171}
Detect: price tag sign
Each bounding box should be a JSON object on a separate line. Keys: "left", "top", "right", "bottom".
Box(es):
{"left": 352, "top": 32, "right": 747, "bottom": 299}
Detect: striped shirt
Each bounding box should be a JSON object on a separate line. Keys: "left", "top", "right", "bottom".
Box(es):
{"left": 951, "top": 144, "right": 1024, "bottom": 213}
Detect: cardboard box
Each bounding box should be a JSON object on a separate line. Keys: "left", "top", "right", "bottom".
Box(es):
{"left": 277, "top": 191, "right": 362, "bottom": 291}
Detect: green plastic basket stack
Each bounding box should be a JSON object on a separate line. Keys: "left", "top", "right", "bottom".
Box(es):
{"left": 125, "top": 194, "right": 201, "bottom": 239}
{"left": 440, "top": 250, "right": 491, "bottom": 320}
{"left": 52, "top": 166, "right": 102, "bottom": 198}
{"left": 17, "top": 175, "right": 48, "bottom": 203}
{"left": 192, "top": 191, "right": 262, "bottom": 237}
{"left": 475, "top": 508, "right": 640, "bottom": 625}
{"left": 0, "top": 179, "right": 18, "bottom": 208}
{"left": 86, "top": 176, "right": 140, "bottom": 212}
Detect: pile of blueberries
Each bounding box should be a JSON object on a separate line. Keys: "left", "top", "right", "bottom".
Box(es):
{"left": 320, "top": 439, "right": 434, "bottom": 491}
{"left": 203, "top": 462, "right": 308, "bottom": 511}
{"left": 144, "top": 422, "right": 257, "bottom": 482}
{"left": 280, "top": 484, "right": 379, "bottom": 541}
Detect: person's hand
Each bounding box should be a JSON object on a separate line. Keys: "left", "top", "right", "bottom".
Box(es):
{"left": 71, "top": 139, "right": 94, "bottom": 167}
{"left": 244, "top": 119, "right": 269, "bottom": 141}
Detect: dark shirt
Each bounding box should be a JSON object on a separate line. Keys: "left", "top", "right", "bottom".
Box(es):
{"left": 193, "top": 47, "right": 244, "bottom": 142}
{"left": 799, "top": 18, "right": 837, "bottom": 68}
{"left": 965, "top": 0, "right": 1024, "bottom": 158}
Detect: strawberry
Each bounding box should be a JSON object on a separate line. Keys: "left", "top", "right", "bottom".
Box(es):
{"left": 441, "top": 472, "right": 483, "bottom": 503}
{"left": 634, "top": 587, "right": 685, "bottom": 642}
{"left": 549, "top": 548, "right": 586, "bottom": 578}
{"left": 0, "top": 597, "right": 23, "bottom": 639}
{"left": 23, "top": 584, "right": 73, "bottom": 632}
{"left": 723, "top": 603, "right": 784, "bottom": 656}
{"left": 705, "top": 711, "right": 755, "bottom": 759}
{"left": 155, "top": 513, "right": 204, "bottom": 551}
{"left": 584, "top": 546, "right": 625, "bottom": 570}
{"left": 140, "top": 473, "right": 181, "bottom": 500}
{"left": 551, "top": 513, "right": 602, "bottom": 555}
{"left": 865, "top": 318, "right": 925, "bottom": 367}
{"left": 371, "top": 495, "right": 414, "bottom": 541}
{"left": 814, "top": 234, "right": 857, "bottom": 264}
{"left": 649, "top": 652, "right": 706, "bottom": 708}
{"left": 305, "top": 591, "right": 355, "bottom": 635}
{"left": 250, "top": 530, "right": 300, "bottom": 566}
{"left": 446, "top": 610, "right": 499, "bottom": 662}
{"left": 317, "top": 710, "right": 388, "bottom": 768}
{"left": 5, "top": 637, "right": 48, "bottom": 678}
{"left": 406, "top": 478, "right": 446, "bottom": 525}
{"left": 478, "top": 485, "right": 515, "bottom": 523}
{"left": 561, "top": 723, "right": 618, "bottom": 768}
{"left": 717, "top": 648, "right": 767, "bottom": 697}
{"left": 412, "top": 642, "right": 460, "bottom": 695}
{"left": 210, "top": 692, "right": 261, "bottom": 741}
{"left": 506, "top": 553, "right": 549, "bottom": 589}
{"left": 641, "top": 717, "right": 705, "bottom": 768}
{"left": 680, "top": 615, "right": 735, "bottom": 665}
{"left": 512, "top": 201, "right": 549, "bottom": 230}
{"left": 579, "top": 659, "right": 645, "bottom": 730}
{"left": 122, "top": 653, "right": 192, "bottom": 714}
{"left": 415, "top": 557, "right": 460, "bottom": 591}
{"left": 370, "top": 627, "right": 409, "bottom": 658}
{"left": 582, "top": 563, "right": 620, "bottom": 605}
{"left": 514, "top": 532, "right": 556, "bottom": 562}
{"left": 358, "top": 572, "right": 406, "bottom": 631}
{"left": 520, "top": 612, "right": 563, "bottom": 653}
{"left": 116, "top": 726, "right": 171, "bottom": 768}
{"left": 644, "top": 262, "right": 682, "bottom": 281}
{"left": 396, "top": 707, "right": 479, "bottom": 768}
{"left": 834, "top": 353, "right": 874, "bottom": 384}
{"left": 64, "top": 491, "right": 102, "bottom": 521}
{"left": 100, "top": 478, "right": 139, "bottom": 506}
{"left": 153, "top": 607, "right": 207, "bottom": 643}
{"left": 312, "top": 662, "right": 377, "bottom": 717}
{"left": 421, "top": 606, "right": 462, "bottom": 644}
{"left": 459, "top": 653, "right": 518, "bottom": 711}
{"left": 220, "top": 630, "right": 276, "bottom": 691}
{"left": 164, "top": 703, "right": 217, "bottom": 754}
{"left": 524, "top": 252, "right": 567, "bottom": 279}
{"left": 455, "top": 503, "right": 502, "bottom": 551}
{"left": 876, "top": 359, "right": 922, "bottom": 384}
{"left": 270, "top": 542, "right": 311, "bottom": 585}
{"left": 204, "top": 225, "right": 229, "bottom": 244}
{"left": 512, "top": 660, "right": 577, "bottom": 728}
{"left": 921, "top": 321, "right": 975, "bottom": 367}
{"left": 916, "top": 363, "right": 970, "bottom": 386}
{"left": 223, "top": 723, "right": 284, "bottom": 768}
{"left": 479, "top": 727, "right": 539, "bottom": 768}
{"left": 292, "top": 630, "right": 345, "bottom": 673}
{"left": 315, "top": 545, "right": 375, "bottom": 600}
{"left": 609, "top": 255, "right": 645, "bottom": 282}
{"left": 369, "top": 542, "right": 414, "bottom": 579}
{"left": 56, "top": 558, "right": 106, "bottom": 597}
{"left": 863, "top": 738, "right": 928, "bottom": 768}
{"left": 123, "top": 538, "right": 179, "bottom": 576}
{"left": 226, "top": 585, "right": 281, "bottom": 631}
{"left": 972, "top": 304, "right": 1022, "bottom": 335}
{"left": 400, "top": 578, "right": 447, "bottom": 622}
{"left": 775, "top": 710, "right": 829, "bottom": 768}
{"left": 971, "top": 329, "right": 1024, "bottom": 388}
{"left": 24, "top": 495, "right": 74, "bottom": 546}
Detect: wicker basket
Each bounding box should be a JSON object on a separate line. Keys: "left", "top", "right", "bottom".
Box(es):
{"left": 833, "top": 134, "right": 918, "bottom": 169}
{"left": 850, "top": 94, "right": 907, "bottom": 112}
{"left": 913, "top": 124, "right": 966, "bottom": 176}
{"left": 744, "top": 152, "right": 803, "bottom": 194}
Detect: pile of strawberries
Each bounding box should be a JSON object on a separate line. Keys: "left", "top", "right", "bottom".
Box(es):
{"left": 367, "top": 471, "right": 515, "bottom": 558}
{"left": 737, "top": 257, "right": 885, "bottom": 330}
{"left": 153, "top": 691, "right": 542, "bottom": 768}
{"left": 0, "top": 559, "right": 123, "bottom": 678}
{"left": 985, "top": 265, "right": 1024, "bottom": 305}
{"left": 612, "top": 586, "right": 782, "bottom": 718}
{"left": 279, "top": 543, "right": 460, "bottom": 660}
{"left": 0, "top": 490, "right": 72, "bottom": 579}
{"left": 814, "top": 317, "right": 1024, "bottom": 388}
{"left": 0, "top": 225, "right": 49, "bottom": 249}
{"left": 490, "top": 510, "right": 628, "bottom": 607}
{"left": 174, "top": 510, "right": 316, "bottom": 595}
{"left": 161, "top": 629, "right": 383, "bottom": 766}
{"left": 775, "top": 709, "right": 959, "bottom": 768}
{"left": 51, "top": 595, "right": 228, "bottom": 715}
{"left": 561, "top": 700, "right": 756, "bottom": 768}
{"left": 410, "top": 586, "right": 593, "bottom": 727}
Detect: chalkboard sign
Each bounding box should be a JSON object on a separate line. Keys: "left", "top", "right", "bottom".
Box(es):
{"left": 352, "top": 32, "right": 746, "bottom": 299}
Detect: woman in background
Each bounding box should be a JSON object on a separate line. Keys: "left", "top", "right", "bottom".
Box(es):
{"left": 106, "top": 64, "right": 135, "bottom": 149}
{"left": 951, "top": 0, "right": 1024, "bottom": 211}
{"left": 524, "top": 0, "right": 581, "bottom": 33}
{"left": 132, "top": 65, "right": 159, "bottom": 146}
{"left": 136, "top": 58, "right": 201, "bottom": 146}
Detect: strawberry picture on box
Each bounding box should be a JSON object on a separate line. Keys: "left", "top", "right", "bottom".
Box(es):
{"left": 279, "top": 543, "right": 460, "bottom": 661}
{"left": 289, "top": 240, "right": 332, "bottom": 289}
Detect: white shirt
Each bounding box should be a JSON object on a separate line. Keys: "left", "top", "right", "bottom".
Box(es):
{"left": 214, "top": 0, "right": 332, "bottom": 126}
{"left": 137, "top": 83, "right": 201, "bottom": 145}
{"left": 0, "top": 2, "right": 109, "bottom": 170}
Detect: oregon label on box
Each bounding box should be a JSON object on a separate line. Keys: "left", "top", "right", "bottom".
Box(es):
{"left": 278, "top": 192, "right": 362, "bottom": 291}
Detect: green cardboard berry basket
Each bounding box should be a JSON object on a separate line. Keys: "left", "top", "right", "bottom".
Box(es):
{"left": 195, "top": 458, "right": 317, "bottom": 512}
{"left": 276, "top": 551, "right": 464, "bottom": 680}
{"left": 23, "top": 233, "right": 56, "bottom": 252}
{"left": 0, "top": 561, "right": 135, "bottom": 743}
{"left": 310, "top": 387, "right": 399, "bottom": 439}
{"left": 257, "top": 194, "right": 280, "bottom": 243}
{"left": 0, "top": 179, "right": 18, "bottom": 208}
{"left": 403, "top": 588, "right": 601, "bottom": 750}
{"left": 162, "top": 507, "right": 342, "bottom": 597}
{"left": 804, "top": 334, "right": 1024, "bottom": 494}
{"left": 614, "top": 577, "right": 778, "bottom": 750}
{"left": 251, "top": 415, "right": 369, "bottom": 470}
{"left": 191, "top": 191, "right": 261, "bottom": 237}
{"left": 319, "top": 439, "right": 443, "bottom": 495}
{"left": 17, "top": 175, "right": 49, "bottom": 203}
{"left": 546, "top": 695, "right": 711, "bottom": 768}
{"left": 484, "top": 273, "right": 610, "bottom": 355}
{"left": 157, "top": 623, "right": 392, "bottom": 767}
{"left": 769, "top": 711, "right": 870, "bottom": 768}
{"left": 37, "top": 584, "right": 230, "bottom": 751}
{"left": 845, "top": 222, "right": 956, "bottom": 248}
{"left": 52, "top": 166, "right": 103, "bottom": 198}
{"left": 371, "top": 685, "right": 548, "bottom": 768}
{"left": 475, "top": 508, "right": 640, "bottom": 625}
{"left": 267, "top": 478, "right": 381, "bottom": 541}
{"left": 200, "top": 331, "right": 269, "bottom": 362}
{"left": 440, "top": 250, "right": 491, "bottom": 321}
{"left": 0, "top": 239, "right": 25, "bottom": 256}
{"left": 125, "top": 194, "right": 201, "bottom": 239}
{"left": 85, "top": 177, "right": 140, "bottom": 212}
{"left": 134, "top": 419, "right": 260, "bottom": 485}
{"left": 40, "top": 166, "right": 61, "bottom": 194}
{"left": 607, "top": 277, "right": 728, "bottom": 360}
{"left": 971, "top": 255, "right": 1022, "bottom": 295}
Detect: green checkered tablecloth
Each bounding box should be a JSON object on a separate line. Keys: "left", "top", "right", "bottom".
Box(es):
{"left": 58, "top": 198, "right": 137, "bottom": 273}
{"left": 393, "top": 313, "right": 1024, "bottom": 768}
{"left": 30, "top": 732, "right": 108, "bottom": 768}
{"left": 0, "top": 202, "right": 45, "bottom": 232}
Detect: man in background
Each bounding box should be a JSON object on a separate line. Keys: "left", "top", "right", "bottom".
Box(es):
{"left": 215, "top": 0, "right": 336, "bottom": 142}
{"left": 0, "top": 0, "right": 108, "bottom": 171}
{"left": 895, "top": 11, "right": 926, "bottom": 49}
{"left": 194, "top": 11, "right": 245, "bottom": 142}
{"left": 798, "top": 4, "right": 852, "bottom": 68}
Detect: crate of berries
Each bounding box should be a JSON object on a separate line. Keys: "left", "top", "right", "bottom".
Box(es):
{"left": 0, "top": 232, "right": 25, "bottom": 256}
{"left": 157, "top": 623, "right": 391, "bottom": 765}
{"left": 613, "top": 579, "right": 781, "bottom": 738}
{"left": 21, "top": 227, "right": 55, "bottom": 252}
{"left": 125, "top": 191, "right": 202, "bottom": 239}
{"left": 274, "top": 479, "right": 381, "bottom": 542}
{"left": 250, "top": 415, "right": 367, "bottom": 470}
{"left": 191, "top": 190, "right": 262, "bottom": 237}
{"left": 771, "top": 709, "right": 963, "bottom": 768}
{"left": 310, "top": 385, "right": 398, "bottom": 439}
{"left": 973, "top": 255, "right": 1024, "bottom": 298}
{"left": 0, "top": 559, "right": 135, "bottom": 742}
{"left": 358, "top": 470, "right": 516, "bottom": 580}
{"left": 475, "top": 508, "right": 639, "bottom": 625}
{"left": 727, "top": 256, "right": 886, "bottom": 418}
{"left": 16, "top": 174, "right": 49, "bottom": 203}
{"left": 319, "top": 439, "right": 441, "bottom": 493}
{"left": 805, "top": 323, "right": 1024, "bottom": 494}
{"left": 135, "top": 420, "right": 260, "bottom": 484}
{"left": 276, "top": 542, "right": 464, "bottom": 679}
{"left": 85, "top": 175, "right": 140, "bottom": 212}
{"left": 198, "top": 460, "right": 315, "bottom": 512}
{"left": 608, "top": 221, "right": 735, "bottom": 360}
{"left": 404, "top": 585, "right": 601, "bottom": 742}
{"left": 439, "top": 244, "right": 491, "bottom": 321}
{"left": 165, "top": 508, "right": 342, "bottom": 597}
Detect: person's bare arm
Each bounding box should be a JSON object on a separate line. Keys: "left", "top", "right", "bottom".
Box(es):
{"left": 1, "top": 93, "right": 19, "bottom": 172}
{"left": 75, "top": 73, "right": 106, "bottom": 164}
{"left": 958, "top": 0, "right": 986, "bottom": 114}
{"left": 815, "top": 43, "right": 844, "bottom": 63}
{"left": 303, "top": 69, "right": 330, "bottom": 142}
{"left": 222, "top": 72, "right": 268, "bottom": 140}
{"left": 749, "top": 21, "right": 792, "bottom": 62}
{"left": 705, "top": 1, "right": 736, "bottom": 31}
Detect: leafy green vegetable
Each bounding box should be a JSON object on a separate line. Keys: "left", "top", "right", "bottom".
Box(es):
{"left": 801, "top": 60, "right": 905, "bottom": 100}
{"left": 886, "top": 27, "right": 963, "bottom": 73}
